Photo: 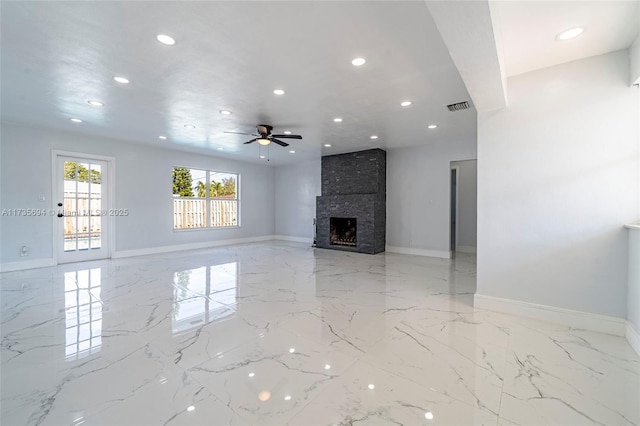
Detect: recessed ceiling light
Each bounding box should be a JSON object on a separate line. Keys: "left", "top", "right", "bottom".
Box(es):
{"left": 248, "top": 372, "right": 255, "bottom": 377}
{"left": 220, "top": 110, "right": 232, "bottom": 115}
{"left": 284, "top": 395, "right": 292, "bottom": 401}
{"left": 324, "top": 364, "right": 331, "bottom": 370}
{"left": 289, "top": 150, "right": 295, "bottom": 154}
{"left": 283, "top": 131, "right": 292, "bottom": 135}
{"left": 351, "top": 57, "right": 366, "bottom": 66}
{"left": 156, "top": 34, "right": 175, "bottom": 45}
{"left": 186, "top": 406, "right": 195, "bottom": 412}
{"left": 400, "top": 101, "right": 412, "bottom": 107}
{"left": 333, "top": 118, "right": 343, "bottom": 123}
{"left": 70, "top": 118, "right": 82, "bottom": 123}
{"left": 87, "top": 100, "right": 104, "bottom": 107}
{"left": 368, "top": 384, "right": 375, "bottom": 390}
{"left": 159, "top": 135, "right": 167, "bottom": 140}
{"left": 260, "top": 155, "right": 266, "bottom": 159}
{"left": 273, "top": 89, "right": 285, "bottom": 95}
{"left": 184, "top": 124, "right": 196, "bottom": 129}
{"left": 324, "top": 144, "right": 332, "bottom": 147}
{"left": 556, "top": 27, "right": 584, "bottom": 41}
{"left": 217, "top": 147, "right": 223, "bottom": 151}
{"left": 113, "top": 76, "right": 129, "bottom": 84}
{"left": 370, "top": 135, "right": 378, "bottom": 139}
{"left": 425, "top": 412, "right": 434, "bottom": 420}
{"left": 428, "top": 124, "right": 437, "bottom": 129}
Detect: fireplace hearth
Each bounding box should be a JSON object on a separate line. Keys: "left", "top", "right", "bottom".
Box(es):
{"left": 330, "top": 217, "right": 357, "bottom": 247}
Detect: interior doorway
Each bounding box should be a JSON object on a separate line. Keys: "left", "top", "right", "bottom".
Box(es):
{"left": 450, "top": 160, "right": 478, "bottom": 255}
{"left": 450, "top": 166, "right": 458, "bottom": 253}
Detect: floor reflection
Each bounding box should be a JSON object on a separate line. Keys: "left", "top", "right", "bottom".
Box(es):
{"left": 172, "top": 262, "right": 238, "bottom": 334}
{"left": 64, "top": 268, "right": 102, "bottom": 361}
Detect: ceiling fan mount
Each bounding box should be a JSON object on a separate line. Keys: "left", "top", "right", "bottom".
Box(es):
{"left": 225, "top": 124, "right": 302, "bottom": 147}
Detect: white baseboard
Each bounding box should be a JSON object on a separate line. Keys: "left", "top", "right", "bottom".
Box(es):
{"left": 274, "top": 235, "right": 314, "bottom": 244}
{"left": 385, "top": 245, "right": 451, "bottom": 259}
{"left": 456, "top": 245, "right": 477, "bottom": 254}
{"left": 473, "top": 294, "right": 627, "bottom": 337}
{"left": 0, "top": 258, "right": 57, "bottom": 273}
{"left": 112, "top": 235, "right": 276, "bottom": 259}
{"left": 627, "top": 322, "right": 640, "bottom": 356}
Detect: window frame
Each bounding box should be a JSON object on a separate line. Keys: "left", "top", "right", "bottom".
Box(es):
{"left": 172, "top": 166, "right": 240, "bottom": 231}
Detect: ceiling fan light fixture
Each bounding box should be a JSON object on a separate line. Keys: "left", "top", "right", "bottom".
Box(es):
{"left": 257, "top": 138, "right": 271, "bottom": 146}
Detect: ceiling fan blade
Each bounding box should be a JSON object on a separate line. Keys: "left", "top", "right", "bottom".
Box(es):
{"left": 271, "top": 138, "right": 289, "bottom": 147}
{"left": 243, "top": 138, "right": 258, "bottom": 144}
{"left": 225, "top": 131, "right": 258, "bottom": 136}
{"left": 272, "top": 134, "right": 302, "bottom": 139}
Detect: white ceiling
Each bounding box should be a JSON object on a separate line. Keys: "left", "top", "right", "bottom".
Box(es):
{"left": 0, "top": 1, "right": 476, "bottom": 166}
{"left": 492, "top": 0, "right": 640, "bottom": 77}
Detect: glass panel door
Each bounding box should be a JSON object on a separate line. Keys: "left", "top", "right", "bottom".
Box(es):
{"left": 57, "top": 156, "right": 109, "bottom": 263}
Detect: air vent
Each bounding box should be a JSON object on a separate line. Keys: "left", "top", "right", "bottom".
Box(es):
{"left": 446, "top": 101, "right": 471, "bottom": 112}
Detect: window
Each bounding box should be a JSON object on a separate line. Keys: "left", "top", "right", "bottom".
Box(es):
{"left": 172, "top": 167, "right": 238, "bottom": 229}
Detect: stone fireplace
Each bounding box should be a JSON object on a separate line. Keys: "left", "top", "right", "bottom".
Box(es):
{"left": 316, "top": 149, "right": 386, "bottom": 254}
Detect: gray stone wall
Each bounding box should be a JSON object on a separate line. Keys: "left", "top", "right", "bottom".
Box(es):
{"left": 316, "top": 149, "right": 386, "bottom": 254}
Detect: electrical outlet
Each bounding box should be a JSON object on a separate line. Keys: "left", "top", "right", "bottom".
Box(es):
{"left": 38, "top": 194, "right": 46, "bottom": 201}
{"left": 20, "top": 245, "right": 29, "bottom": 257}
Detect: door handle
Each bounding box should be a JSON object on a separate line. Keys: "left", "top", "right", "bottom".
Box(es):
{"left": 57, "top": 213, "right": 64, "bottom": 218}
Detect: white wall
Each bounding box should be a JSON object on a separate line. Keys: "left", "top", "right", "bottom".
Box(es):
{"left": 631, "top": 33, "right": 640, "bottom": 86}
{"left": 477, "top": 50, "right": 640, "bottom": 319}
{"left": 386, "top": 136, "right": 477, "bottom": 257}
{"left": 274, "top": 159, "right": 321, "bottom": 241}
{"left": 629, "top": 228, "right": 640, "bottom": 335}
{"left": 0, "top": 123, "right": 275, "bottom": 265}
{"left": 452, "top": 159, "right": 477, "bottom": 249}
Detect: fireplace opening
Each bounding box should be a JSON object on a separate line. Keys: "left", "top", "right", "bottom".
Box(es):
{"left": 330, "top": 217, "right": 357, "bottom": 247}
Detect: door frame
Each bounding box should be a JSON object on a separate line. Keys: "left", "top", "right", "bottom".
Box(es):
{"left": 51, "top": 150, "right": 116, "bottom": 265}
{"left": 450, "top": 165, "right": 460, "bottom": 253}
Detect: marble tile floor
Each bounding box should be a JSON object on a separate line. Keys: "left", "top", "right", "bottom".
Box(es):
{"left": 1, "top": 241, "right": 639, "bottom": 425}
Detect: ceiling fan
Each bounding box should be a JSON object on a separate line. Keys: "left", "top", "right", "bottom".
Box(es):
{"left": 225, "top": 125, "right": 302, "bottom": 147}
